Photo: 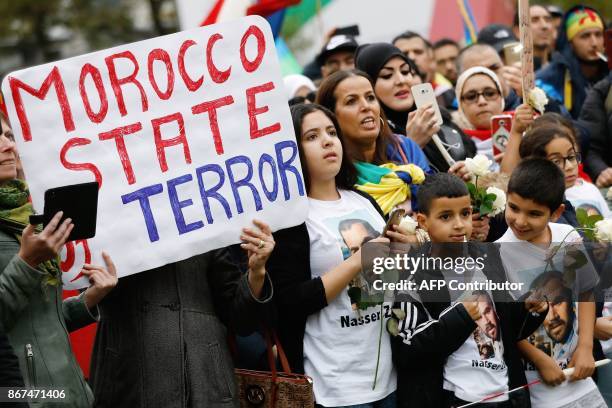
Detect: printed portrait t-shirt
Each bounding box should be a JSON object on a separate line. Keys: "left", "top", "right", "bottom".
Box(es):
{"left": 303, "top": 189, "right": 396, "bottom": 406}
{"left": 497, "top": 223, "right": 598, "bottom": 408}
{"left": 443, "top": 269, "right": 509, "bottom": 403}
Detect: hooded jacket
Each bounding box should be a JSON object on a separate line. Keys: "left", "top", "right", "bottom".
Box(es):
{"left": 536, "top": 6, "right": 608, "bottom": 119}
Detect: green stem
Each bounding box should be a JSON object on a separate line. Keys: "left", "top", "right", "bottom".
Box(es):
{"left": 372, "top": 303, "right": 383, "bottom": 390}
{"left": 543, "top": 227, "right": 593, "bottom": 273}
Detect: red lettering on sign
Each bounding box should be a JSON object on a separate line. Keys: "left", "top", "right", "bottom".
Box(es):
{"left": 246, "top": 82, "right": 280, "bottom": 139}
{"left": 206, "top": 34, "right": 231, "bottom": 84}
{"left": 79, "top": 63, "right": 109, "bottom": 123}
{"left": 240, "top": 25, "right": 266, "bottom": 73}
{"left": 60, "top": 138, "right": 103, "bottom": 188}
{"left": 178, "top": 40, "right": 203, "bottom": 92}
{"left": 191, "top": 96, "right": 235, "bottom": 155}
{"left": 98, "top": 122, "right": 143, "bottom": 185}
{"left": 152, "top": 112, "right": 191, "bottom": 172}
{"left": 105, "top": 51, "right": 149, "bottom": 116}
{"left": 147, "top": 48, "right": 175, "bottom": 100}
{"left": 9, "top": 67, "right": 74, "bottom": 141}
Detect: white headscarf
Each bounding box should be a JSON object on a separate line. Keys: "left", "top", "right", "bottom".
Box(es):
{"left": 282, "top": 74, "right": 316, "bottom": 100}
{"left": 454, "top": 67, "right": 505, "bottom": 130}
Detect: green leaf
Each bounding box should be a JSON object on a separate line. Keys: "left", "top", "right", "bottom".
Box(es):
{"left": 485, "top": 193, "right": 497, "bottom": 202}
{"left": 576, "top": 208, "right": 588, "bottom": 227}
{"left": 479, "top": 203, "right": 493, "bottom": 216}
{"left": 467, "top": 182, "right": 477, "bottom": 197}
{"left": 587, "top": 214, "right": 604, "bottom": 228}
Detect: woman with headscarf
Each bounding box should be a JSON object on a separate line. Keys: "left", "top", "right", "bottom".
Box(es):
{"left": 354, "top": 42, "right": 476, "bottom": 174}
{"left": 283, "top": 74, "right": 317, "bottom": 105}
{"left": 453, "top": 67, "right": 507, "bottom": 166}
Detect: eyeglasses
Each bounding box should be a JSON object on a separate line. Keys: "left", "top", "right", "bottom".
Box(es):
{"left": 550, "top": 152, "right": 581, "bottom": 169}
{"left": 461, "top": 88, "right": 500, "bottom": 104}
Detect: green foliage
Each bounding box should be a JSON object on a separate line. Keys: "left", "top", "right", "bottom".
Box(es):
{"left": 467, "top": 179, "right": 500, "bottom": 217}
{"left": 576, "top": 207, "right": 603, "bottom": 241}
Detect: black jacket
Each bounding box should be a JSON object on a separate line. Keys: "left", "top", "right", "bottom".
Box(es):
{"left": 89, "top": 249, "right": 273, "bottom": 408}
{"left": 266, "top": 189, "right": 384, "bottom": 374}
{"left": 580, "top": 73, "right": 612, "bottom": 181}
{"left": 391, "top": 243, "right": 545, "bottom": 408}
{"left": 0, "top": 329, "right": 24, "bottom": 387}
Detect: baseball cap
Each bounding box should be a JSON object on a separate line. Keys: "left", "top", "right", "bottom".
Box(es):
{"left": 477, "top": 24, "right": 518, "bottom": 53}
{"left": 316, "top": 35, "right": 359, "bottom": 65}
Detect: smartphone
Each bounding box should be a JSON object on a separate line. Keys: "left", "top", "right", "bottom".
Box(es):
{"left": 333, "top": 25, "right": 360, "bottom": 37}
{"left": 382, "top": 208, "right": 406, "bottom": 238}
{"left": 29, "top": 182, "right": 99, "bottom": 242}
{"left": 411, "top": 83, "right": 443, "bottom": 126}
{"left": 605, "top": 28, "right": 612, "bottom": 70}
{"left": 491, "top": 115, "right": 513, "bottom": 155}
{"left": 502, "top": 42, "right": 522, "bottom": 66}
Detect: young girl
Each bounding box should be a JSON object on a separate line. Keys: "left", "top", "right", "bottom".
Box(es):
{"left": 519, "top": 122, "right": 610, "bottom": 219}
{"left": 267, "top": 104, "right": 413, "bottom": 408}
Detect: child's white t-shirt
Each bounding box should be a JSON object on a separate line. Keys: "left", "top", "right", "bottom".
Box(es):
{"left": 496, "top": 223, "right": 598, "bottom": 408}
{"left": 303, "top": 189, "right": 396, "bottom": 406}
{"left": 565, "top": 179, "right": 611, "bottom": 218}
{"left": 442, "top": 268, "right": 509, "bottom": 403}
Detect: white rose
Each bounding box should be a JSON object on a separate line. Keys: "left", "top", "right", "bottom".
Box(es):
{"left": 528, "top": 87, "right": 549, "bottom": 114}
{"left": 398, "top": 216, "right": 418, "bottom": 234}
{"left": 594, "top": 219, "right": 612, "bottom": 242}
{"left": 464, "top": 155, "right": 492, "bottom": 177}
{"left": 607, "top": 187, "right": 612, "bottom": 201}
{"left": 486, "top": 186, "right": 507, "bottom": 216}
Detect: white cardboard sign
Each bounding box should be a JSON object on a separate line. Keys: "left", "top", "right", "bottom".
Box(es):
{"left": 1, "top": 16, "right": 308, "bottom": 288}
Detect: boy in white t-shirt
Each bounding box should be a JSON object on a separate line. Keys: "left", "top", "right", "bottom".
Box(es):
{"left": 497, "top": 158, "right": 606, "bottom": 408}
{"left": 389, "top": 173, "right": 547, "bottom": 408}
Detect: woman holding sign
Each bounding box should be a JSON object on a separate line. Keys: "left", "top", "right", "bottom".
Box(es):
{"left": 266, "top": 104, "right": 416, "bottom": 408}
{"left": 0, "top": 112, "right": 118, "bottom": 407}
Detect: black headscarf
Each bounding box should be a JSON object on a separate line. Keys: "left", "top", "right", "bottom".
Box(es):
{"left": 354, "top": 43, "right": 419, "bottom": 133}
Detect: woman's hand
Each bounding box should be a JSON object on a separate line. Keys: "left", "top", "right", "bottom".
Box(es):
{"left": 595, "top": 316, "right": 612, "bottom": 341}
{"left": 511, "top": 104, "right": 535, "bottom": 135}
{"left": 18, "top": 212, "right": 74, "bottom": 268}
{"left": 470, "top": 214, "right": 490, "bottom": 242}
{"left": 82, "top": 251, "right": 118, "bottom": 309}
{"left": 241, "top": 219, "right": 275, "bottom": 277}
{"left": 405, "top": 104, "right": 441, "bottom": 148}
{"left": 448, "top": 161, "right": 471, "bottom": 181}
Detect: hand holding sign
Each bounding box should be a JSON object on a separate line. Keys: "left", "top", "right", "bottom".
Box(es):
{"left": 3, "top": 16, "right": 308, "bottom": 288}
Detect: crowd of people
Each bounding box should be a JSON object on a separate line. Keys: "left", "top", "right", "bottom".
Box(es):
{"left": 1, "top": 2, "right": 612, "bottom": 408}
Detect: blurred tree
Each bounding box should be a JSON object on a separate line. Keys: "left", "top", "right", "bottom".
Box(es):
{"left": 0, "top": 0, "right": 177, "bottom": 74}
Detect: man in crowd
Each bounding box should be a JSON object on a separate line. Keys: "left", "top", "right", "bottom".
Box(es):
{"left": 316, "top": 34, "right": 358, "bottom": 79}
{"left": 393, "top": 31, "right": 455, "bottom": 108}
{"left": 580, "top": 70, "right": 612, "bottom": 187}
{"left": 433, "top": 38, "right": 460, "bottom": 85}
{"left": 512, "top": 4, "right": 555, "bottom": 70}
{"left": 536, "top": 5, "right": 608, "bottom": 119}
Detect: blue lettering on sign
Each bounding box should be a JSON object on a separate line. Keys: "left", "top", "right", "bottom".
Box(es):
{"left": 121, "top": 141, "right": 305, "bottom": 243}
{"left": 167, "top": 173, "right": 204, "bottom": 235}
{"left": 121, "top": 184, "right": 164, "bottom": 242}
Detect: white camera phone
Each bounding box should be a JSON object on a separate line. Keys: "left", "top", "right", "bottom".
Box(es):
{"left": 411, "top": 83, "right": 443, "bottom": 126}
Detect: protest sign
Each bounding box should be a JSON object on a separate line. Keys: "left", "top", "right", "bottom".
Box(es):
{"left": 518, "top": 0, "right": 535, "bottom": 97}
{"left": 1, "top": 16, "right": 308, "bottom": 288}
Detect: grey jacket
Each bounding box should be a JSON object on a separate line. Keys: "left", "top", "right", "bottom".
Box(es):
{"left": 89, "top": 248, "right": 273, "bottom": 408}
{"left": 0, "top": 228, "right": 98, "bottom": 407}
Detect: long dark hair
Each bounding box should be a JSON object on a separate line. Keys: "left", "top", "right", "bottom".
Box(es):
{"left": 315, "top": 69, "right": 395, "bottom": 165}
{"left": 290, "top": 103, "right": 357, "bottom": 193}
{"left": 519, "top": 125, "right": 577, "bottom": 159}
